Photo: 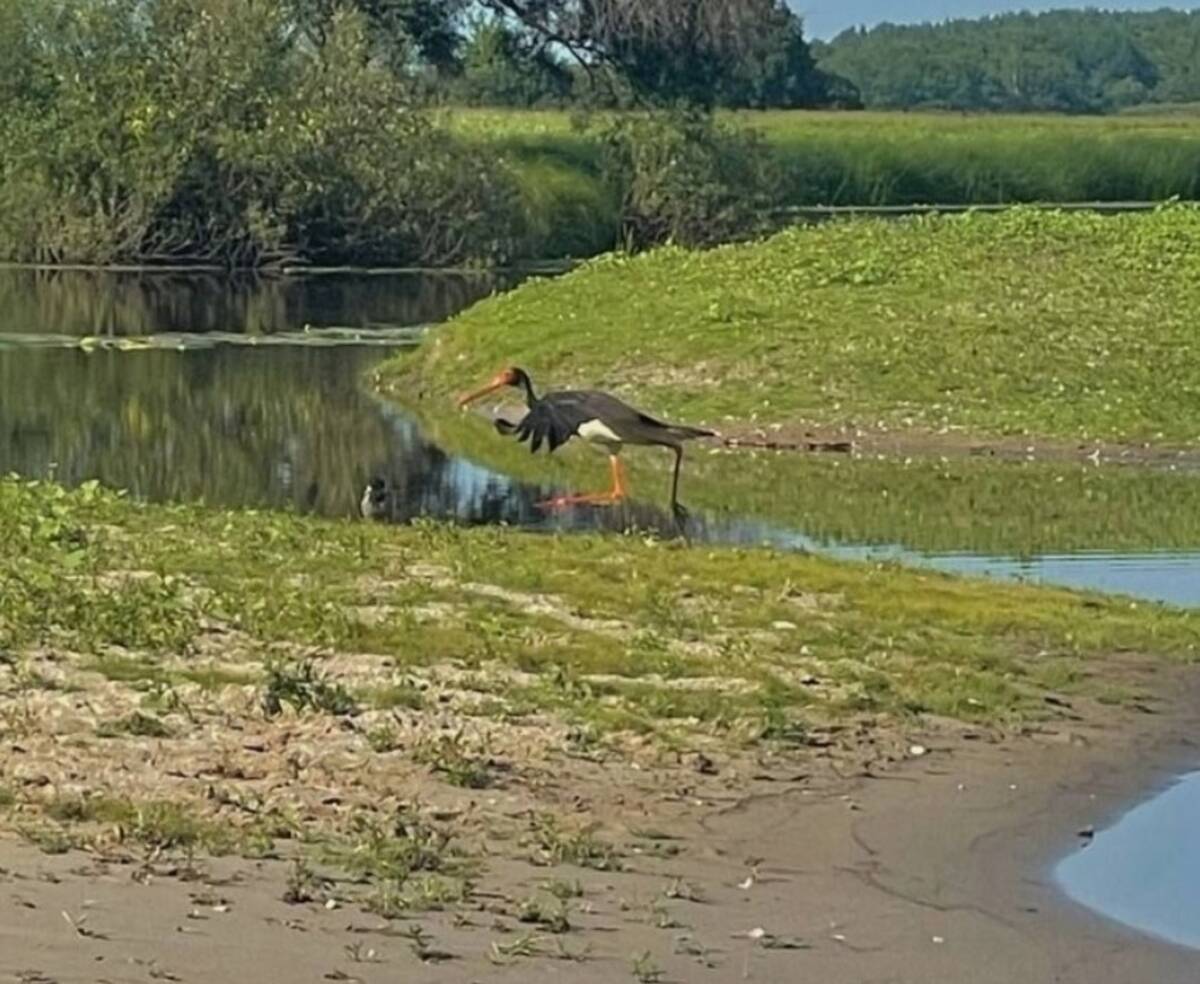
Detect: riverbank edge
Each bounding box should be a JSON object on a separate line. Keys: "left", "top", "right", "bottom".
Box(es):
{"left": 687, "top": 658, "right": 1200, "bottom": 983}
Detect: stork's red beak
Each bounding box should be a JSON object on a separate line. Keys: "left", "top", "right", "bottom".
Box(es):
{"left": 456, "top": 369, "right": 515, "bottom": 410}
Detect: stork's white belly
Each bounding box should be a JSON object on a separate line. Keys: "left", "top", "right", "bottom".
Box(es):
{"left": 577, "top": 418, "right": 623, "bottom": 446}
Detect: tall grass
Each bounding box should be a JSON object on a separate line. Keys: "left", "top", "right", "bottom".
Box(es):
{"left": 449, "top": 109, "right": 1200, "bottom": 258}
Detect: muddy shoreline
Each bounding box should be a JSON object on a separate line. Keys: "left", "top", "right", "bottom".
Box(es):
{"left": 3, "top": 663, "right": 1198, "bottom": 983}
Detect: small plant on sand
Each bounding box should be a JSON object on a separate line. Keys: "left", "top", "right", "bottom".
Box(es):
{"left": 530, "top": 815, "right": 621, "bottom": 871}
{"left": 489, "top": 931, "right": 545, "bottom": 965}
{"left": 632, "top": 951, "right": 665, "bottom": 982}
{"left": 404, "top": 924, "right": 456, "bottom": 963}
{"left": 540, "top": 877, "right": 584, "bottom": 900}
{"left": 260, "top": 659, "right": 358, "bottom": 718}
{"left": 517, "top": 893, "right": 571, "bottom": 933}
{"left": 413, "top": 731, "right": 495, "bottom": 789}
{"left": 96, "top": 711, "right": 173, "bottom": 739}
{"left": 324, "top": 805, "right": 455, "bottom": 884}
{"left": 283, "top": 857, "right": 321, "bottom": 904}
{"left": 365, "top": 721, "right": 402, "bottom": 753}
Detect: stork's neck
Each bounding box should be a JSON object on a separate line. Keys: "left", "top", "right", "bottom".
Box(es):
{"left": 514, "top": 371, "right": 538, "bottom": 407}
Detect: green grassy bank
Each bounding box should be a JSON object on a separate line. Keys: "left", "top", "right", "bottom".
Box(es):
{"left": 3, "top": 477, "right": 1195, "bottom": 739}
{"left": 379, "top": 205, "right": 1200, "bottom": 446}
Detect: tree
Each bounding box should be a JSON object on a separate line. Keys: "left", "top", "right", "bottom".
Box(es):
{"left": 288, "top": 0, "right": 469, "bottom": 74}
{"left": 816, "top": 8, "right": 1200, "bottom": 113}
{"left": 478, "top": 0, "right": 831, "bottom": 107}
{"left": 456, "top": 17, "right": 572, "bottom": 106}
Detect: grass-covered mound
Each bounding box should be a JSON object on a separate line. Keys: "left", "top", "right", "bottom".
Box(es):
{"left": 380, "top": 205, "right": 1200, "bottom": 445}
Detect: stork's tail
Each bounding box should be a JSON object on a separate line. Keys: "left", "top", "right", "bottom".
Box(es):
{"left": 666, "top": 424, "right": 719, "bottom": 441}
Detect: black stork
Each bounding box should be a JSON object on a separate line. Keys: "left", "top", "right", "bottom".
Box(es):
{"left": 457, "top": 366, "right": 715, "bottom": 518}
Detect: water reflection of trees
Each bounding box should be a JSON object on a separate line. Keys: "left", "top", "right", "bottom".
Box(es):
{"left": 0, "top": 269, "right": 515, "bottom": 337}
{"left": 0, "top": 347, "right": 456, "bottom": 516}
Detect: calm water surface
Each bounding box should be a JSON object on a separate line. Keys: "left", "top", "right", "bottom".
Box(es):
{"left": 1057, "top": 773, "right": 1200, "bottom": 950}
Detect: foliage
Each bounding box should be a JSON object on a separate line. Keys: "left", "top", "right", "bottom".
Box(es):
{"left": 288, "top": 0, "right": 470, "bottom": 76}
{"left": 816, "top": 8, "right": 1200, "bottom": 113}
{"left": 0, "top": 0, "right": 521, "bottom": 267}
{"left": 453, "top": 16, "right": 573, "bottom": 107}
{"left": 380, "top": 204, "right": 1200, "bottom": 445}
{"left": 596, "top": 109, "right": 778, "bottom": 249}
{"left": 478, "top": 0, "right": 850, "bottom": 109}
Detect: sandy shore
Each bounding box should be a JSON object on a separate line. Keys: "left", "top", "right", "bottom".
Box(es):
{"left": 3, "top": 661, "right": 1198, "bottom": 984}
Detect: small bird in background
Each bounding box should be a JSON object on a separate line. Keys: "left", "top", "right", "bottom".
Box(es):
{"left": 360, "top": 476, "right": 391, "bottom": 520}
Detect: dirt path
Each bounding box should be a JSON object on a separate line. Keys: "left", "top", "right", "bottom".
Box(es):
{"left": 4, "top": 663, "right": 1198, "bottom": 984}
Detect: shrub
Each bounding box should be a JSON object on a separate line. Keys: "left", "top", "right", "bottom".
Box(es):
{"left": 0, "top": 0, "right": 523, "bottom": 267}
{"left": 596, "top": 108, "right": 779, "bottom": 250}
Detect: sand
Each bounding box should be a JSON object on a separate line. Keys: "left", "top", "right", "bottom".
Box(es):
{"left": 3, "top": 659, "right": 1199, "bottom": 984}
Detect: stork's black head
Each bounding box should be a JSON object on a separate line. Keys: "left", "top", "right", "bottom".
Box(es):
{"left": 457, "top": 366, "right": 537, "bottom": 409}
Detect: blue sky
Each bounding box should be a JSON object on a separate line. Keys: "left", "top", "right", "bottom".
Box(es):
{"left": 792, "top": 1, "right": 1200, "bottom": 39}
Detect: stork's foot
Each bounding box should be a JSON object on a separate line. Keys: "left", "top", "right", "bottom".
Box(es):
{"left": 671, "top": 501, "right": 692, "bottom": 539}
{"left": 536, "top": 491, "right": 627, "bottom": 510}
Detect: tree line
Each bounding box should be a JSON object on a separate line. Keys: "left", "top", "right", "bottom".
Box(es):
{"left": 291, "top": 0, "right": 857, "bottom": 109}
{"left": 1, "top": 0, "right": 823, "bottom": 267}
{"left": 814, "top": 9, "right": 1200, "bottom": 113}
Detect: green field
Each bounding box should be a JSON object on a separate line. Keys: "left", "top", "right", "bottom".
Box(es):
{"left": 380, "top": 205, "right": 1200, "bottom": 449}
{"left": 446, "top": 109, "right": 1200, "bottom": 259}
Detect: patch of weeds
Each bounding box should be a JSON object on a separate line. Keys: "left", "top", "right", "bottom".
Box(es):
{"left": 18, "top": 823, "right": 74, "bottom": 855}
{"left": 413, "top": 731, "right": 496, "bottom": 789}
{"left": 85, "top": 653, "right": 168, "bottom": 686}
{"left": 540, "top": 877, "right": 584, "bottom": 900}
{"left": 518, "top": 893, "right": 571, "bottom": 933}
{"left": 758, "top": 679, "right": 810, "bottom": 744}
{"left": 648, "top": 899, "right": 686, "bottom": 930}
{"left": 139, "top": 681, "right": 197, "bottom": 721}
{"left": 260, "top": 659, "right": 358, "bottom": 718}
{"left": 41, "top": 795, "right": 240, "bottom": 853}
{"left": 408, "top": 874, "right": 469, "bottom": 910}
{"left": 664, "top": 878, "right": 705, "bottom": 903}
{"left": 365, "top": 722, "right": 401, "bottom": 754}
{"left": 364, "top": 679, "right": 425, "bottom": 711}
{"left": 405, "top": 925, "right": 456, "bottom": 963}
{"left": 489, "top": 931, "right": 544, "bottom": 965}
{"left": 530, "top": 816, "right": 621, "bottom": 871}
{"left": 632, "top": 951, "right": 665, "bottom": 982}
{"left": 96, "top": 711, "right": 173, "bottom": 739}
{"left": 361, "top": 879, "right": 408, "bottom": 919}
{"left": 283, "top": 857, "right": 321, "bottom": 904}
{"left": 343, "top": 941, "right": 382, "bottom": 964}
{"left": 74, "top": 575, "right": 201, "bottom": 654}
{"left": 0, "top": 786, "right": 15, "bottom": 809}
{"left": 323, "top": 806, "right": 454, "bottom": 885}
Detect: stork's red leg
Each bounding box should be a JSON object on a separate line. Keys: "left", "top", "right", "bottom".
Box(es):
{"left": 537, "top": 455, "right": 629, "bottom": 510}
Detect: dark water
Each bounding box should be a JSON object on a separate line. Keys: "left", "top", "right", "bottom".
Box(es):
{"left": 1056, "top": 773, "right": 1200, "bottom": 950}
{"left": 1, "top": 267, "right": 1199, "bottom": 608}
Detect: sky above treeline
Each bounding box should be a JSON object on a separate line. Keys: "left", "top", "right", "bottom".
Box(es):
{"left": 793, "top": 1, "right": 1200, "bottom": 39}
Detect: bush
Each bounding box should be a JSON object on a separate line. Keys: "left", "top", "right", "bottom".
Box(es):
{"left": 596, "top": 109, "right": 780, "bottom": 250}
{"left": 0, "top": 0, "right": 523, "bottom": 267}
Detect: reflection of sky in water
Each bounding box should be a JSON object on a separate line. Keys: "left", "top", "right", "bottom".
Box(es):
{"left": 1057, "top": 772, "right": 1200, "bottom": 950}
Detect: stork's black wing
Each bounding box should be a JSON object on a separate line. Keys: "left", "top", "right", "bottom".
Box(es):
{"left": 503, "top": 391, "right": 597, "bottom": 454}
